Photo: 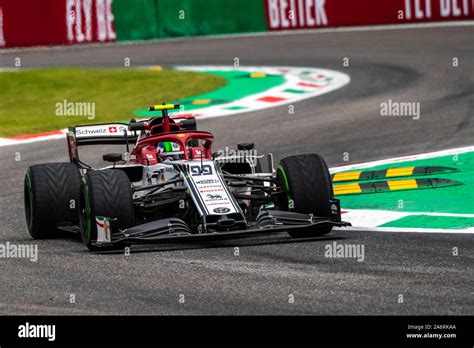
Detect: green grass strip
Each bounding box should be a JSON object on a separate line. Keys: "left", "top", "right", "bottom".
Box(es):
{"left": 0, "top": 67, "right": 225, "bottom": 137}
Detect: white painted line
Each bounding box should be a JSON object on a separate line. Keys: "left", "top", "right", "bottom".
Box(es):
{"left": 330, "top": 146, "right": 474, "bottom": 173}
{"left": 335, "top": 226, "right": 474, "bottom": 234}
{"left": 1, "top": 21, "right": 473, "bottom": 54}
{"left": 342, "top": 209, "right": 404, "bottom": 227}
{"left": 342, "top": 208, "right": 474, "bottom": 223}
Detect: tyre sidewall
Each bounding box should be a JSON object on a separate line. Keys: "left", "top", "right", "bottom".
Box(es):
{"left": 80, "top": 170, "right": 134, "bottom": 251}
{"left": 24, "top": 163, "right": 81, "bottom": 239}
{"left": 277, "top": 154, "right": 334, "bottom": 237}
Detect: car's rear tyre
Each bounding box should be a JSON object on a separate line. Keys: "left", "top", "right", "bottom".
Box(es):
{"left": 24, "top": 163, "right": 81, "bottom": 239}
{"left": 80, "top": 169, "right": 134, "bottom": 251}
{"left": 276, "top": 154, "right": 334, "bottom": 238}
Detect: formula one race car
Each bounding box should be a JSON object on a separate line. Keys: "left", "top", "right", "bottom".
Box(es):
{"left": 24, "top": 103, "right": 349, "bottom": 251}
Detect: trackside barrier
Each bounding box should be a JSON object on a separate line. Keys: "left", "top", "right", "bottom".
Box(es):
{"left": 264, "top": 0, "right": 474, "bottom": 30}
{"left": 1, "top": 0, "right": 473, "bottom": 48}
{"left": 0, "top": 0, "right": 116, "bottom": 48}
{"left": 111, "top": 0, "right": 267, "bottom": 41}
{"left": 0, "top": 0, "right": 266, "bottom": 48}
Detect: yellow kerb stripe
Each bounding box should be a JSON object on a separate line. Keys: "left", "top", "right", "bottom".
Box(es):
{"left": 192, "top": 99, "right": 212, "bottom": 105}
{"left": 333, "top": 183, "right": 362, "bottom": 195}
{"left": 387, "top": 179, "right": 418, "bottom": 191}
{"left": 386, "top": 167, "right": 415, "bottom": 177}
{"left": 332, "top": 171, "right": 362, "bottom": 182}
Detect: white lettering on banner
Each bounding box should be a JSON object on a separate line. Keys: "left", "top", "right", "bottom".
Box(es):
{"left": 66, "top": 0, "right": 116, "bottom": 43}
{"left": 280, "top": 0, "right": 290, "bottom": 27}
{"left": 268, "top": 0, "right": 280, "bottom": 28}
{"left": 106, "top": 0, "right": 116, "bottom": 40}
{"left": 267, "top": 0, "right": 328, "bottom": 29}
{"left": 66, "top": 0, "right": 75, "bottom": 41}
{"left": 0, "top": 7, "right": 5, "bottom": 47}
{"left": 440, "top": 0, "right": 471, "bottom": 17}
{"left": 75, "top": 0, "right": 85, "bottom": 42}
{"left": 289, "top": 0, "right": 297, "bottom": 26}
{"left": 83, "top": 0, "right": 93, "bottom": 41}
{"left": 426, "top": 0, "right": 432, "bottom": 17}
{"left": 269, "top": 0, "right": 472, "bottom": 29}
{"left": 298, "top": 0, "right": 305, "bottom": 26}
{"left": 405, "top": 0, "right": 412, "bottom": 18}
{"left": 405, "top": 0, "right": 433, "bottom": 19}
{"left": 453, "top": 0, "right": 462, "bottom": 15}
{"left": 441, "top": 0, "right": 452, "bottom": 16}
{"left": 415, "top": 0, "right": 424, "bottom": 18}
{"left": 463, "top": 0, "right": 471, "bottom": 14}
{"left": 97, "top": 0, "right": 107, "bottom": 41}
{"left": 315, "top": 0, "right": 328, "bottom": 25}
{"left": 305, "top": 0, "right": 315, "bottom": 26}
{"left": 405, "top": 0, "right": 470, "bottom": 20}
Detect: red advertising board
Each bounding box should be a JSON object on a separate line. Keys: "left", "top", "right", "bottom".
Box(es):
{"left": 0, "top": 0, "right": 116, "bottom": 48}
{"left": 264, "top": 0, "right": 474, "bottom": 30}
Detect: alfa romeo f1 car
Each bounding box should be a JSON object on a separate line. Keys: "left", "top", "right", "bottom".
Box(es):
{"left": 24, "top": 103, "right": 349, "bottom": 251}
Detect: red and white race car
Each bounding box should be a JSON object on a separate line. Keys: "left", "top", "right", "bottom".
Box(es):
{"left": 24, "top": 103, "right": 349, "bottom": 250}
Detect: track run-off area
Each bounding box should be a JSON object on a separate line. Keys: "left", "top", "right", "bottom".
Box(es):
{"left": 0, "top": 25, "right": 473, "bottom": 315}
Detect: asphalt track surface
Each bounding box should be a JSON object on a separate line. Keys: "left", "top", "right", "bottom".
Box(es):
{"left": 0, "top": 26, "right": 473, "bottom": 315}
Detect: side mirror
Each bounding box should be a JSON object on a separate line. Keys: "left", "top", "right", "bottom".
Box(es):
{"left": 103, "top": 153, "right": 123, "bottom": 163}
{"left": 180, "top": 118, "right": 197, "bottom": 130}
{"left": 212, "top": 152, "right": 222, "bottom": 160}
{"left": 237, "top": 142, "right": 254, "bottom": 151}
{"left": 129, "top": 121, "right": 146, "bottom": 131}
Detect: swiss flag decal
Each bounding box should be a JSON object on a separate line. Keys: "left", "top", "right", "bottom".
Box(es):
{"left": 109, "top": 127, "right": 117, "bottom": 133}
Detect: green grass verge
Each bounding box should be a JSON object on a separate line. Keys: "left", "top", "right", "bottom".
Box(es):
{"left": 0, "top": 67, "right": 225, "bottom": 137}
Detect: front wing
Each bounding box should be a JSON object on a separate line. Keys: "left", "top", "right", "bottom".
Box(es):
{"left": 90, "top": 211, "right": 351, "bottom": 248}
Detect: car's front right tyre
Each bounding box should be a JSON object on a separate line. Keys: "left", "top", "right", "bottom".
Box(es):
{"left": 24, "top": 163, "right": 81, "bottom": 239}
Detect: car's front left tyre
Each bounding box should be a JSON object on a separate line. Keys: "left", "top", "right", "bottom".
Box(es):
{"left": 276, "top": 153, "right": 334, "bottom": 238}
{"left": 79, "top": 169, "right": 134, "bottom": 251}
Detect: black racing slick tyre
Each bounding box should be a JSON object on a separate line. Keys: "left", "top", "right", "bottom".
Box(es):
{"left": 80, "top": 169, "right": 134, "bottom": 251}
{"left": 24, "top": 163, "right": 81, "bottom": 239}
{"left": 276, "top": 154, "right": 334, "bottom": 238}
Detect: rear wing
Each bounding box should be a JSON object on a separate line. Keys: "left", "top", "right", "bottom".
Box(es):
{"left": 67, "top": 123, "right": 138, "bottom": 163}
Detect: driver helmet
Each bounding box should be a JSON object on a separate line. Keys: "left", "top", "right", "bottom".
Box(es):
{"left": 157, "top": 142, "right": 184, "bottom": 161}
